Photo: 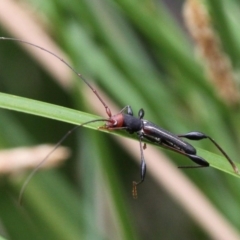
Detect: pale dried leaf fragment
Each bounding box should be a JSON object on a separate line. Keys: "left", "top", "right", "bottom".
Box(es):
{"left": 0, "top": 145, "right": 70, "bottom": 175}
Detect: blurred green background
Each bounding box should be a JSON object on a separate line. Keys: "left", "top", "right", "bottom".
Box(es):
{"left": 0, "top": 0, "right": 240, "bottom": 239}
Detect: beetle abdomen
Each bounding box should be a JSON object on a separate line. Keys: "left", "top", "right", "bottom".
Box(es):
{"left": 141, "top": 120, "right": 196, "bottom": 155}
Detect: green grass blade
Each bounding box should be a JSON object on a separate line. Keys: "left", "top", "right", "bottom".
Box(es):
{"left": 0, "top": 92, "right": 239, "bottom": 178}
{"left": 0, "top": 92, "right": 98, "bottom": 127}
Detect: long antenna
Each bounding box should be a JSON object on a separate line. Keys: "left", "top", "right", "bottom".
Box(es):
{"left": 18, "top": 118, "right": 110, "bottom": 204}
{"left": 0, "top": 37, "right": 114, "bottom": 203}
{"left": 0, "top": 37, "right": 112, "bottom": 117}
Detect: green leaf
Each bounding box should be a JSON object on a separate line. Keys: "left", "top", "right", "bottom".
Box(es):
{"left": 0, "top": 92, "right": 97, "bottom": 127}
{"left": 0, "top": 91, "right": 239, "bottom": 178}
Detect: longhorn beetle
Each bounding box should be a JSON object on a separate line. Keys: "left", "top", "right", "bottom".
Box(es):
{"left": 0, "top": 37, "right": 239, "bottom": 200}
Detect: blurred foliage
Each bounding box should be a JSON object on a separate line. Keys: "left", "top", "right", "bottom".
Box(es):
{"left": 0, "top": 0, "right": 240, "bottom": 239}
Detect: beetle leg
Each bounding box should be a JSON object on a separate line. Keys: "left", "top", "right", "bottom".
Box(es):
{"left": 132, "top": 135, "right": 147, "bottom": 199}
{"left": 178, "top": 132, "right": 239, "bottom": 173}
